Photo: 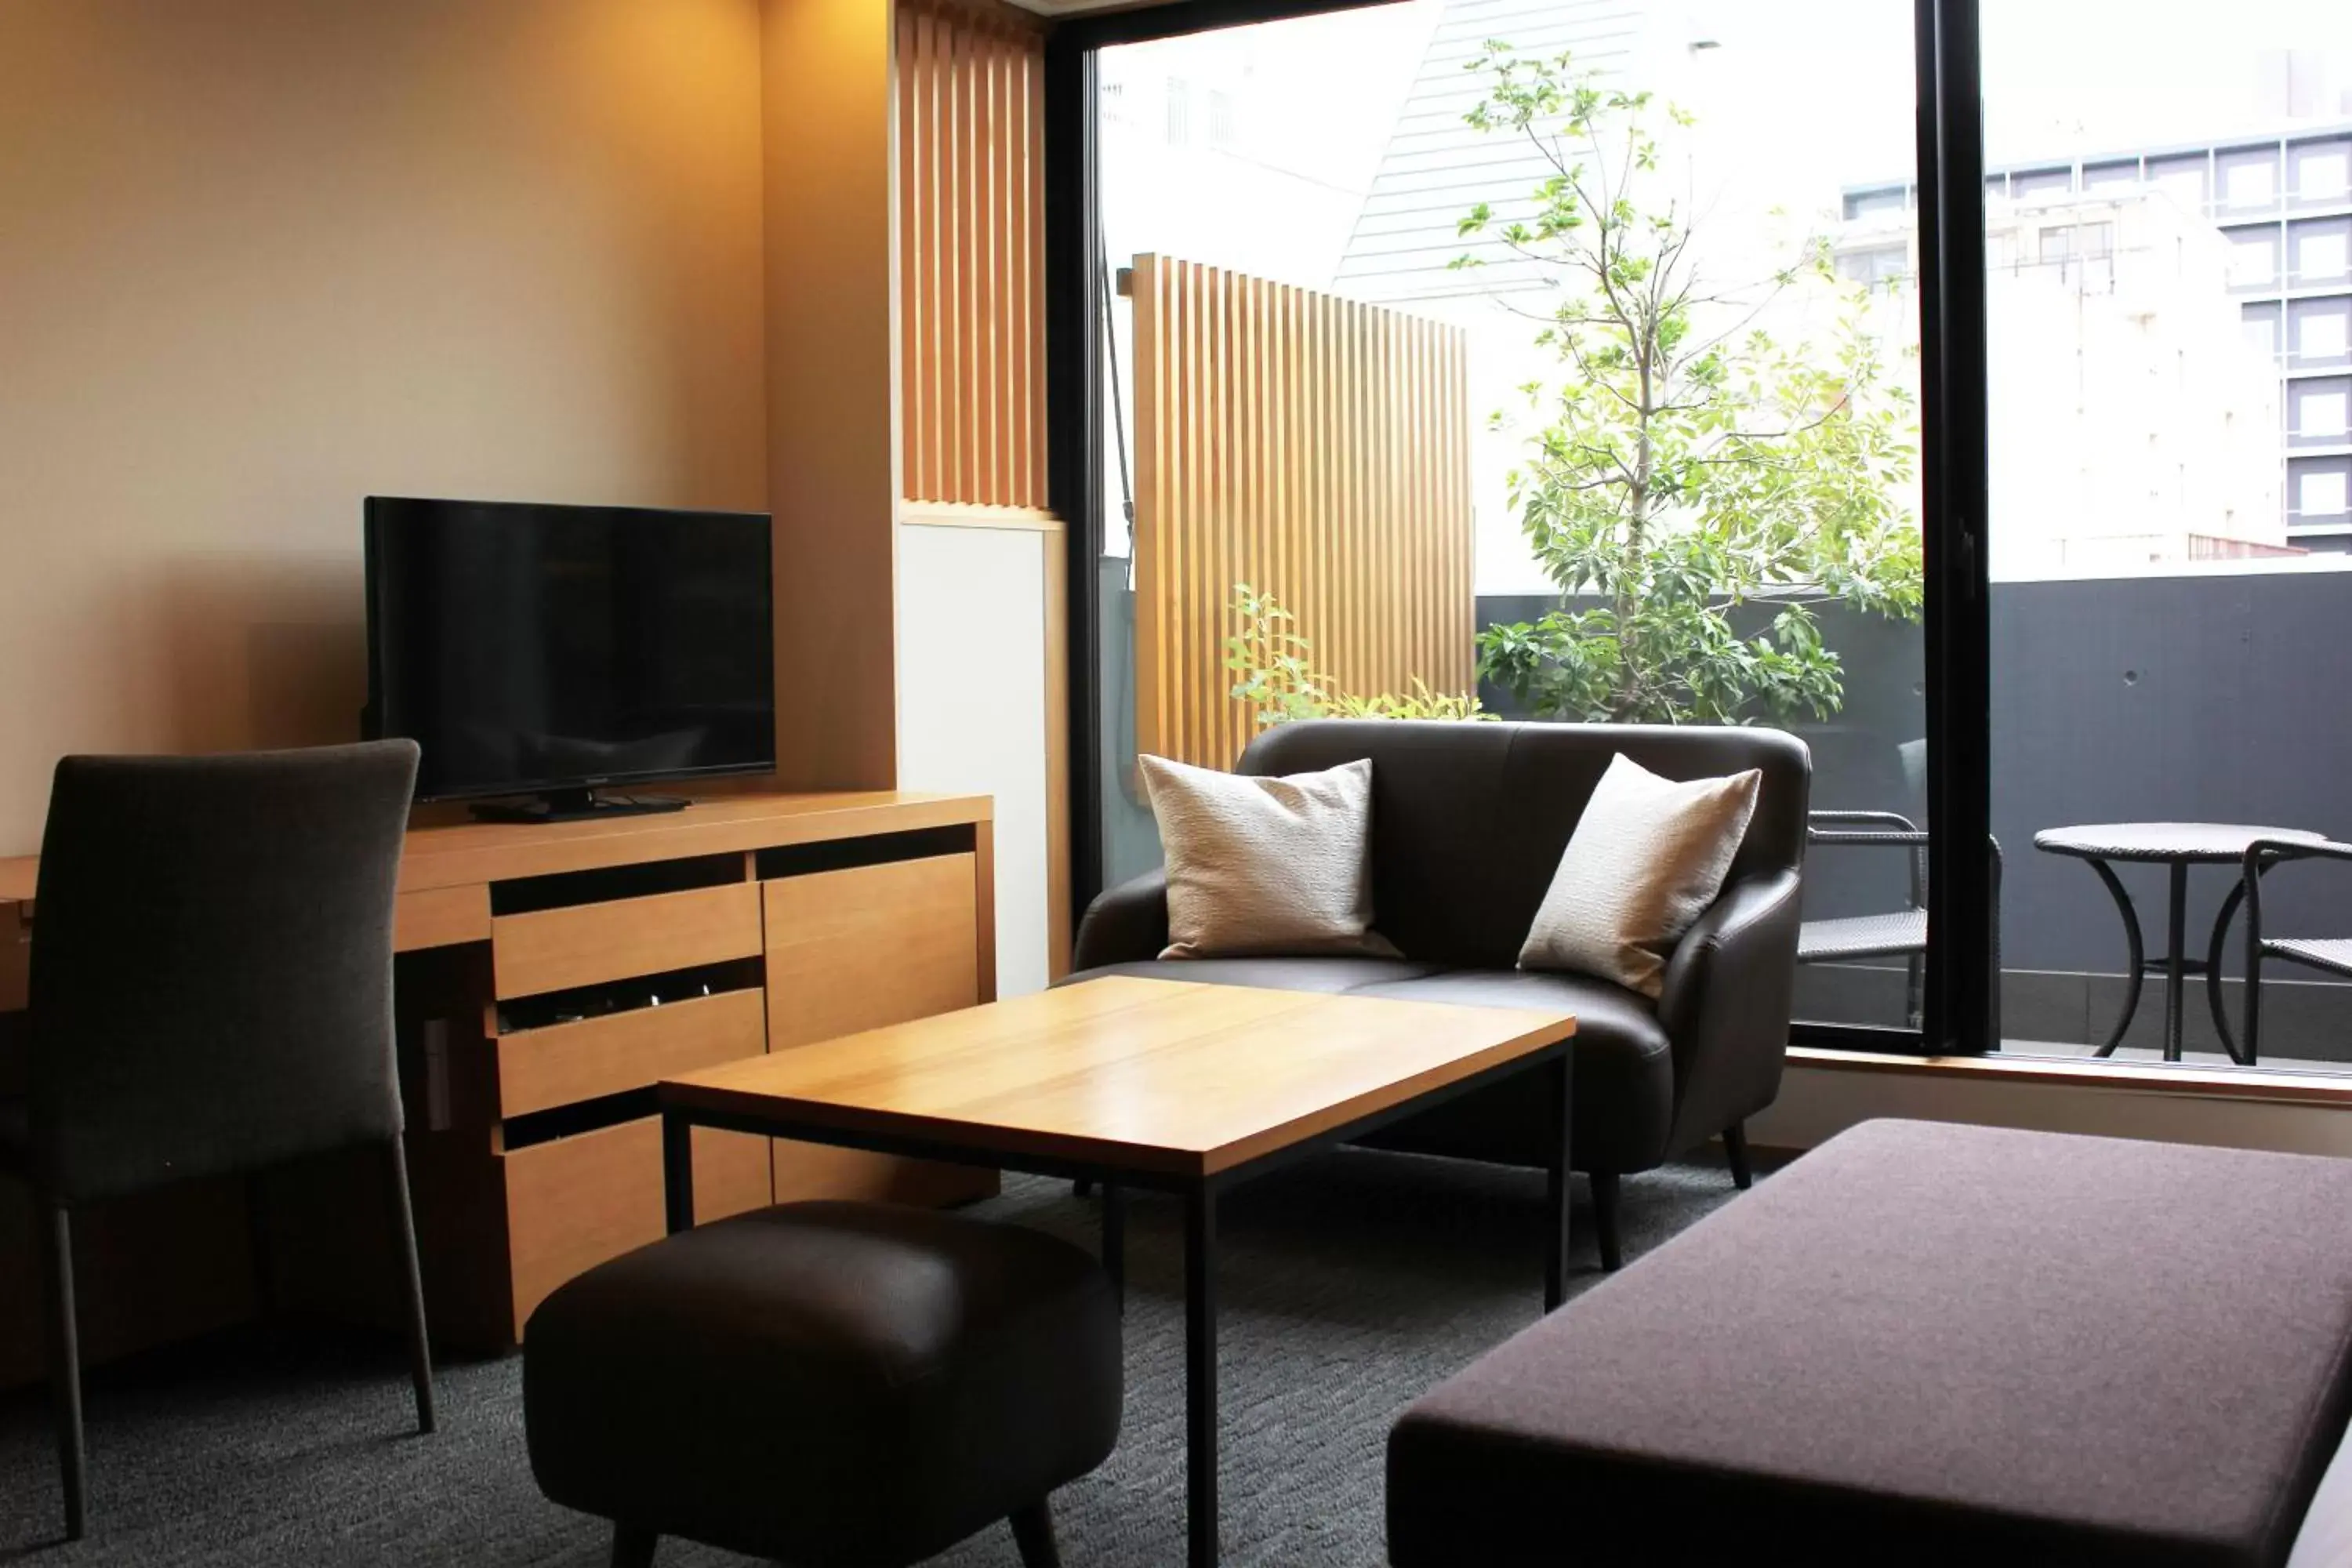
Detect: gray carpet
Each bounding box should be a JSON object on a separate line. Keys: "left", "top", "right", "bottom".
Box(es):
{"left": 0, "top": 1147, "right": 1762, "bottom": 1566}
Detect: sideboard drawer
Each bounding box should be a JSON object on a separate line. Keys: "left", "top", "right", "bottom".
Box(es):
{"left": 494, "top": 987, "right": 767, "bottom": 1118}
{"left": 492, "top": 882, "right": 760, "bottom": 1000}
{"left": 503, "top": 1114, "right": 771, "bottom": 1337}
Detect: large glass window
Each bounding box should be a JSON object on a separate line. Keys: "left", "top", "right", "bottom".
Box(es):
{"left": 1086, "top": 0, "right": 1929, "bottom": 1036}
{"left": 1980, "top": 6, "right": 2352, "bottom": 1070}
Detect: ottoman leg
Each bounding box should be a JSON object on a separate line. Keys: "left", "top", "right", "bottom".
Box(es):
{"left": 1010, "top": 1500, "right": 1060, "bottom": 1568}
{"left": 611, "top": 1523, "right": 658, "bottom": 1567}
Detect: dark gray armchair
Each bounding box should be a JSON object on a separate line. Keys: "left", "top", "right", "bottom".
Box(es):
{"left": 0, "top": 741, "right": 434, "bottom": 1540}
{"left": 1069, "top": 720, "right": 1812, "bottom": 1269}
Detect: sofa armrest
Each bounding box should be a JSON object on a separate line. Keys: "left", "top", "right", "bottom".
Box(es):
{"left": 1654, "top": 869, "right": 1804, "bottom": 1155}
{"left": 1070, "top": 868, "right": 1171, "bottom": 973}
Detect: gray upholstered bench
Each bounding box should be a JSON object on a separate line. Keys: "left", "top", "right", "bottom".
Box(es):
{"left": 1388, "top": 1119, "right": 2352, "bottom": 1566}
{"left": 524, "top": 1201, "right": 1121, "bottom": 1568}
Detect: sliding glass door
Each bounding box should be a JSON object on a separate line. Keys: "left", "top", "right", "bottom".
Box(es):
{"left": 1976, "top": 3, "right": 2352, "bottom": 1071}
{"left": 1050, "top": 0, "right": 2000, "bottom": 1052}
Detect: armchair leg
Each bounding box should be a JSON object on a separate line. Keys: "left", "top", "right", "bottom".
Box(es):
{"left": 2245, "top": 946, "right": 2264, "bottom": 1066}
{"left": 38, "top": 1200, "right": 88, "bottom": 1541}
{"left": 1722, "top": 1123, "right": 1754, "bottom": 1191}
{"left": 611, "top": 1523, "right": 657, "bottom": 1567}
{"left": 1011, "top": 1499, "right": 1061, "bottom": 1568}
{"left": 1073, "top": 1178, "right": 1095, "bottom": 1199}
{"left": 382, "top": 1136, "right": 437, "bottom": 1435}
{"left": 1590, "top": 1172, "right": 1624, "bottom": 1272}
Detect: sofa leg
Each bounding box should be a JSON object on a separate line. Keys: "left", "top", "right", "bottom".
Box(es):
{"left": 1590, "top": 1172, "right": 1624, "bottom": 1272}
{"left": 610, "top": 1523, "right": 657, "bottom": 1568}
{"left": 1722, "top": 1123, "right": 1754, "bottom": 1191}
{"left": 1073, "top": 1178, "right": 1095, "bottom": 1200}
{"left": 1011, "top": 1499, "right": 1061, "bottom": 1568}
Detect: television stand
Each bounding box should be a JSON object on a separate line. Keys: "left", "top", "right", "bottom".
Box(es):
{"left": 469, "top": 789, "right": 691, "bottom": 825}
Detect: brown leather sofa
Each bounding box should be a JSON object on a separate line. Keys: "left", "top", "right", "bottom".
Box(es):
{"left": 1069, "top": 719, "right": 1812, "bottom": 1268}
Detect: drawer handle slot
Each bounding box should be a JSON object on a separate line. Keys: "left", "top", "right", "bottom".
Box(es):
{"left": 502, "top": 1087, "right": 658, "bottom": 1151}
{"left": 756, "top": 825, "right": 975, "bottom": 880}
{"left": 495, "top": 958, "right": 763, "bottom": 1035}
{"left": 492, "top": 852, "right": 746, "bottom": 916}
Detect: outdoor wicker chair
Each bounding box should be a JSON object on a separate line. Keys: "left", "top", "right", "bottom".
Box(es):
{"left": 2241, "top": 837, "right": 2352, "bottom": 1063}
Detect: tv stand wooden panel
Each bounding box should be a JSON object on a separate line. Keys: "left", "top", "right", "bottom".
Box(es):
{"left": 0, "top": 789, "right": 998, "bottom": 1369}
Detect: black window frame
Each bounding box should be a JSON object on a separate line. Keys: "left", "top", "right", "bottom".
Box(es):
{"left": 1046, "top": 0, "right": 1996, "bottom": 1055}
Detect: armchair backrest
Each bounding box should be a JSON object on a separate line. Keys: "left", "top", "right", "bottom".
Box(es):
{"left": 1238, "top": 720, "right": 1812, "bottom": 970}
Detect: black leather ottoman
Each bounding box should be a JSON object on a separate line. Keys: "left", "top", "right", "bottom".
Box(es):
{"left": 1388, "top": 1120, "right": 2352, "bottom": 1567}
{"left": 524, "top": 1200, "right": 1121, "bottom": 1568}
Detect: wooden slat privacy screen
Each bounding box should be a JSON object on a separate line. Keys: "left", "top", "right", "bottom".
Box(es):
{"left": 1131, "top": 253, "right": 1475, "bottom": 770}
{"left": 895, "top": 0, "right": 1047, "bottom": 510}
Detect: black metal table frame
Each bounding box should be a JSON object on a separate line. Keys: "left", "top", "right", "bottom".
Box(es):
{"left": 2064, "top": 855, "right": 2275, "bottom": 1065}
{"left": 659, "top": 1040, "right": 1573, "bottom": 1568}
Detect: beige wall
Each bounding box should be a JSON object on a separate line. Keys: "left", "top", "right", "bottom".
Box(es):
{"left": 0, "top": 0, "right": 769, "bottom": 851}
{"left": 759, "top": 0, "right": 900, "bottom": 791}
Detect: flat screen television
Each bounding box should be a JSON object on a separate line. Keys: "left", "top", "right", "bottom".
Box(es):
{"left": 363, "top": 496, "right": 775, "bottom": 820}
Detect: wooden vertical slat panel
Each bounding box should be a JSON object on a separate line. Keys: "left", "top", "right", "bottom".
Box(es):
{"left": 898, "top": 3, "right": 923, "bottom": 506}
{"left": 924, "top": 5, "right": 950, "bottom": 502}
{"left": 1133, "top": 253, "right": 1161, "bottom": 763}
{"left": 895, "top": 0, "right": 1046, "bottom": 511}
{"left": 1024, "top": 44, "right": 1047, "bottom": 499}
{"left": 1129, "top": 256, "right": 1472, "bottom": 769}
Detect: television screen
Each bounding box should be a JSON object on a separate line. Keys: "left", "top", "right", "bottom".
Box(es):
{"left": 364, "top": 497, "right": 775, "bottom": 802}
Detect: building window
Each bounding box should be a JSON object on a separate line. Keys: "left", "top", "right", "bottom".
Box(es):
{"left": 2288, "top": 137, "right": 2352, "bottom": 205}
{"left": 2083, "top": 159, "right": 2140, "bottom": 191}
{"left": 1838, "top": 243, "right": 1910, "bottom": 290}
{"left": 2288, "top": 379, "right": 2352, "bottom": 446}
{"left": 2216, "top": 145, "right": 2282, "bottom": 210}
{"left": 2078, "top": 222, "right": 2115, "bottom": 260}
{"left": 2288, "top": 217, "right": 2352, "bottom": 288}
{"left": 2038, "top": 225, "right": 2072, "bottom": 264}
{"left": 2289, "top": 456, "right": 2351, "bottom": 523}
{"left": 1165, "top": 77, "right": 1190, "bottom": 147}
{"left": 2012, "top": 165, "right": 2072, "bottom": 198}
{"left": 2291, "top": 297, "right": 2352, "bottom": 366}
{"left": 1844, "top": 186, "right": 1910, "bottom": 220}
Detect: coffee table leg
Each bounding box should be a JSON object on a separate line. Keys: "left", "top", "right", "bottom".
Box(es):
{"left": 2085, "top": 858, "right": 2145, "bottom": 1058}
{"left": 2164, "top": 861, "right": 2188, "bottom": 1062}
{"left": 1545, "top": 1051, "right": 1573, "bottom": 1312}
{"left": 661, "top": 1109, "right": 695, "bottom": 1236}
{"left": 1185, "top": 1183, "right": 1218, "bottom": 1568}
{"left": 1102, "top": 1182, "right": 1126, "bottom": 1312}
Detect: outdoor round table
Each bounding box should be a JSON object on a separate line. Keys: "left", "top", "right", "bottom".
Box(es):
{"left": 2034, "top": 822, "right": 2328, "bottom": 1064}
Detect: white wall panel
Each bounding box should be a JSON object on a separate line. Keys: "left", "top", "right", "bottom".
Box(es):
{"left": 896, "top": 521, "right": 1052, "bottom": 997}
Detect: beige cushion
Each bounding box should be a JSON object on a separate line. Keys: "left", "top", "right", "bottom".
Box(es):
{"left": 1141, "top": 753, "right": 1396, "bottom": 960}
{"left": 1518, "top": 753, "right": 1761, "bottom": 996}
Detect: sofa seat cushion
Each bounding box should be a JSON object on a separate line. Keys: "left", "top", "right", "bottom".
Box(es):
{"left": 1347, "top": 971, "right": 1672, "bottom": 1178}
{"left": 1064, "top": 956, "right": 1446, "bottom": 994}
{"left": 1388, "top": 1120, "right": 2352, "bottom": 1568}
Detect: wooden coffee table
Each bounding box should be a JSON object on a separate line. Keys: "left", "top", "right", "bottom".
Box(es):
{"left": 656, "top": 975, "right": 1577, "bottom": 1568}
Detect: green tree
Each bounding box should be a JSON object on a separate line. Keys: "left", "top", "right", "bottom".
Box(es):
{"left": 1458, "top": 45, "right": 1922, "bottom": 724}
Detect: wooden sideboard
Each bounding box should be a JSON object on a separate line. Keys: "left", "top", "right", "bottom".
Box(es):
{"left": 0, "top": 789, "right": 999, "bottom": 1374}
